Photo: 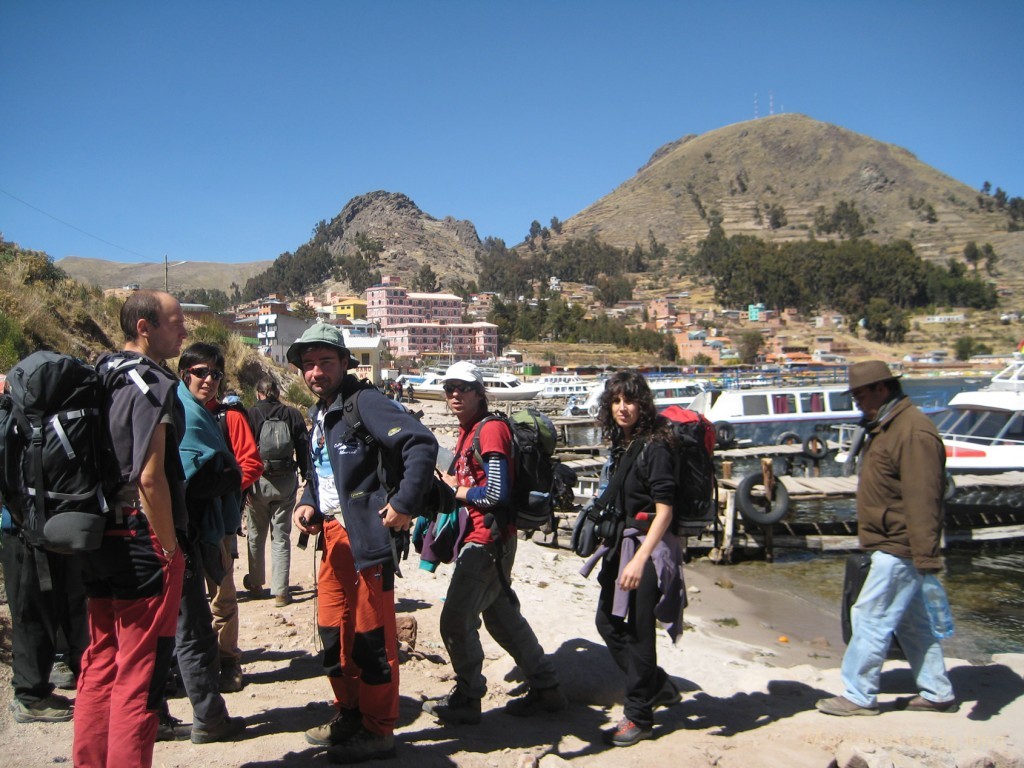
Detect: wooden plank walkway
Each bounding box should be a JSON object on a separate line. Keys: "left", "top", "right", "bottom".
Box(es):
{"left": 718, "top": 471, "right": 1024, "bottom": 500}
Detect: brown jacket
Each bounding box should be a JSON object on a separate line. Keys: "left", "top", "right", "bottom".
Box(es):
{"left": 856, "top": 396, "right": 945, "bottom": 570}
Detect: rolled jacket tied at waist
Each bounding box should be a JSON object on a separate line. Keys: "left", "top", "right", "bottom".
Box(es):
{"left": 580, "top": 528, "right": 688, "bottom": 643}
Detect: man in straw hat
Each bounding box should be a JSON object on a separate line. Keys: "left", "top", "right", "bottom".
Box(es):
{"left": 817, "top": 361, "right": 957, "bottom": 716}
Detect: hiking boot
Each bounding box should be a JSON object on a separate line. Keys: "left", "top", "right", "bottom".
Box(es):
{"left": 652, "top": 676, "right": 681, "bottom": 709}
{"left": 504, "top": 685, "right": 568, "bottom": 717}
{"left": 422, "top": 686, "right": 482, "bottom": 725}
{"left": 899, "top": 695, "right": 960, "bottom": 713}
{"left": 605, "top": 717, "right": 652, "bottom": 747}
{"left": 49, "top": 660, "right": 77, "bottom": 690}
{"left": 9, "top": 694, "right": 74, "bottom": 723}
{"left": 219, "top": 660, "right": 244, "bottom": 693}
{"left": 274, "top": 592, "right": 292, "bottom": 607}
{"left": 156, "top": 711, "right": 192, "bottom": 741}
{"left": 305, "top": 708, "right": 362, "bottom": 747}
{"left": 243, "top": 574, "right": 267, "bottom": 598}
{"left": 326, "top": 726, "right": 396, "bottom": 764}
{"left": 815, "top": 695, "right": 879, "bottom": 716}
{"left": 191, "top": 715, "right": 246, "bottom": 744}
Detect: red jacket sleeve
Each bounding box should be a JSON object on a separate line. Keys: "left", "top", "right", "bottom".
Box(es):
{"left": 226, "top": 410, "right": 264, "bottom": 490}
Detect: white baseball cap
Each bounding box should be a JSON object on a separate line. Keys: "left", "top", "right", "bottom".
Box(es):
{"left": 443, "top": 361, "right": 483, "bottom": 385}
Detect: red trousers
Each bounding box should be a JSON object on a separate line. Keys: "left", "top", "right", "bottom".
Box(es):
{"left": 318, "top": 519, "right": 399, "bottom": 736}
{"left": 74, "top": 519, "right": 184, "bottom": 768}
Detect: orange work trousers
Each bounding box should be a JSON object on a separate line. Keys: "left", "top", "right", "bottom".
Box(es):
{"left": 317, "top": 518, "right": 399, "bottom": 736}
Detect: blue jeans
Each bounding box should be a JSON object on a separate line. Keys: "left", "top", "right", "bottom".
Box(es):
{"left": 841, "top": 550, "right": 954, "bottom": 707}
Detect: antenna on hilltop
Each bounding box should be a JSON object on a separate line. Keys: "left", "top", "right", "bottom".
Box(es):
{"left": 754, "top": 92, "right": 759, "bottom": 119}
{"left": 769, "top": 89, "right": 774, "bottom": 116}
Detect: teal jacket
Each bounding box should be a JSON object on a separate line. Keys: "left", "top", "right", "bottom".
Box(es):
{"left": 177, "top": 381, "right": 242, "bottom": 545}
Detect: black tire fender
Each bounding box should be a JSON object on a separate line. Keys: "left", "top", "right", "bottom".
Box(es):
{"left": 802, "top": 434, "right": 829, "bottom": 460}
{"left": 735, "top": 472, "right": 790, "bottom": 526}
{"left": 714, "top": 421, "right": 735, "bottom": 449}
{"left": 776, "top": 430, "right": 801, "bottom": 446}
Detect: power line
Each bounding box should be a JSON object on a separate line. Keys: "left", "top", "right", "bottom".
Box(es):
{"left": 0, "top": 187, "right": 153, "bottom": 260}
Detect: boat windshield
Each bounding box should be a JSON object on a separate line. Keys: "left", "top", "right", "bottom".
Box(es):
{"left": 935, "top": 407, "right": 1024, "bottom": 445}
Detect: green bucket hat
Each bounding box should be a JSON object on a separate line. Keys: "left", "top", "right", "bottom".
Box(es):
{"left": 286, "top": 323, "right": 350, "bottom": 368}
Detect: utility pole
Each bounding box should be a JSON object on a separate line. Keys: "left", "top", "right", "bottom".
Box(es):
{"left": 164, "top": 254, "right": 168, "bottom": 292}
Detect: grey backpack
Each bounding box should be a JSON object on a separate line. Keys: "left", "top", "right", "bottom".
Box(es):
{"left": 258, "top": 414, "right": 296, "bottom": 474}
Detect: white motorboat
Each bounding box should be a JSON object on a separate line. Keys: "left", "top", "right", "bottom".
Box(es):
{"left": 687, "top": 382, "right": 859, "bottom": 447}
{"left": 413, "top": 371, "right": 545, "bottom": 401}
{"left": 934, "top": 356, "right": 1024, "bottom": 474}
{"left": 575, "top": 376, "right": 709, "bottom": 418}
{"left": 533, "top": 374, "right": 597, "bottom": 399}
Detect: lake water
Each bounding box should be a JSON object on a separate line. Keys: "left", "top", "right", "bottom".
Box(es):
{"left": 565, "top": 374, "right": 1024, "bottom": 660}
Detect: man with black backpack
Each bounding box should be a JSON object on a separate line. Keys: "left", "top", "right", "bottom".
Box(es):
{"left": 244, "top": 375, "right": 308, "bottom": 607}
{"left": 290, "top": 323, "right": 438, "bottom": 763}
{"left": 74, "top": 290, "right": 189, "bottom": 767}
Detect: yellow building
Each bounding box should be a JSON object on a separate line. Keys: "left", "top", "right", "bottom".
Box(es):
{"left": 331, "top": 297, "right": 366, "bottom": 321}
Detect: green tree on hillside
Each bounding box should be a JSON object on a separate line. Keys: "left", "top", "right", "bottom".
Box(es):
{"left": 863, "top": 298, "right": 908, "bottom": 344}
{"left": 594, "top": 275, "right": 632, "bottom": 307}
{"left": 338, "top": 234, "right": 383, "bottom": 294}
{"left": 963, "top": 241, "right": 982, "bottom": 272}
{"left": 954, "top": 336, "right": 993, "bottom": 361}
{"left": 177, "top": 288, "right": 231, "bottom": 312}
{"left": 292, "top": 300, "right": 318, "bottom": 320}
{"left": 737, "top": 330, "right": 765, "bottom": 364}
{"left": 412, "top": 263, "right": 440, "bottom": 292}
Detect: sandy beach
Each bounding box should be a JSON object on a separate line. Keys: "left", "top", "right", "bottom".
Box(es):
{"left": 2, "top": 398, "right": 1022, "bottom": 767}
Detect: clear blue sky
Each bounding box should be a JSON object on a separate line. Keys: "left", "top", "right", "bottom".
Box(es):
{"left": 2, "top": 1, "right": 1022, "bottom": 265}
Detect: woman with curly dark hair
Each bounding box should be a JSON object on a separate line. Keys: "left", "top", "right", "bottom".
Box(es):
{"left": 591, "top": 370, "right": 685, "bottom": 747}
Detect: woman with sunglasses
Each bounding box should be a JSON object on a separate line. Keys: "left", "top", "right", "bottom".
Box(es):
{"left": 162, "top": 342, "right": 247, "bottom": 743}
{"left": 591, "top": 370, "right": 685, "bottom": 747}
{"left": 422, "top": 361, "right": 566, "bottom": 725}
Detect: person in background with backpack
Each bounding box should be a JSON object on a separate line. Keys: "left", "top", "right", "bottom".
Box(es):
{"left": 244, "top": 375, "right": 308, "bottom": 607}
{"left": 290, "top": 323, "right": 438, "bottom": 764}
{"left": 74, "top": 290, "right": 188, "bottom": 767}
{"left": 182, "top": 343, "right": 262, "bottom": 695}
{"left": 1, "top": 374, "right": 88, "bottom": 725}
{"left": 422, "top": 361, "right": 566, "bottom": 725}
{"left": 591, "top": 370, "right": 685, "bottom": 748}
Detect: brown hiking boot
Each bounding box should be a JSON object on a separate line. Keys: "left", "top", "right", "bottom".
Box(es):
{"left": 305, "top": 709, "right": 362, "bottom": 747}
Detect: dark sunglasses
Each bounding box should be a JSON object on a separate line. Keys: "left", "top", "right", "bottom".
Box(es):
{"left": 443, "top": 382, "right": 475, "bottom": 396}
{"left": 188, "top": 366, "right": 224, "bottom": 381}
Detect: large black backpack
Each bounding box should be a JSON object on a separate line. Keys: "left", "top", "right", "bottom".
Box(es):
{"left": 0, "top": 351, "right": 129, "bottom": 554}
{"left": 468, "top": 408, "right": 572, "bottom": 532}
{"left": 657, "top": 405, "right": 719, "bottom": 535}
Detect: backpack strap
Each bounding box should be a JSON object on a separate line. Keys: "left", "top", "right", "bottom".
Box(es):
{"left": 340, "top": 387, "right": 397, "bottom": 498}
{"left": 468, "top": 413, "right": 503, "bottom": 467}
{"left": 595, "top": 439, "right": 644, "bottom": 511}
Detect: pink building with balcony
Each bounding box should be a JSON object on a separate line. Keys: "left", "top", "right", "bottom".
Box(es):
{"left": 365, "top": 277, "right": 498, "bottom": 360}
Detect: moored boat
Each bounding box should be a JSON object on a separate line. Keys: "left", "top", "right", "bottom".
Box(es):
{"left": 412, "top": 370, "right": 545, "bottom": 401}
{"left": 934, "top": 355, "right": 1024, "bottom": 474}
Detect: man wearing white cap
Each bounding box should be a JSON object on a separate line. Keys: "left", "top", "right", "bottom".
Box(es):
{"left": 817, "top": 361, "right": 957, "bottom": 716}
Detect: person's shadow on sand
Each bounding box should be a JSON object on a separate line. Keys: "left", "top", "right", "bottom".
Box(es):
{"left": 660, "top": 679, "right": 832, "bottom": 738}
{"left": 881, "top": 661, "right": 1024, "bottom": 721}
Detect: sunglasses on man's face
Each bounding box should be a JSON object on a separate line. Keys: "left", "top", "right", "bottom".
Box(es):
{"left": 188, "top": 366, "right": 224, "bottom": 381}
{"left": 443, "top": 382, "right": 474, "bottom": 396}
